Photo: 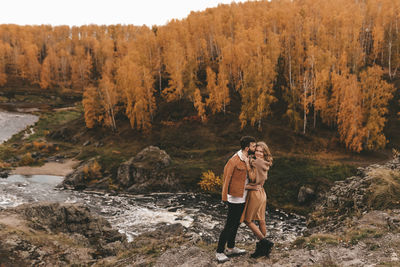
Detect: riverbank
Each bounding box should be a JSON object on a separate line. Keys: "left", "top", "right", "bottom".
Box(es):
{"left": 1, "top": 208, "right": 398, "bottom": 266}
{"left": 11, "top": 158, "right": 79, "bottom": 176}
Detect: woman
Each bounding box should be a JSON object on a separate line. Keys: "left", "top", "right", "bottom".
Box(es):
{"left": 241, "top": 141, "right": 274, "bottom": 258}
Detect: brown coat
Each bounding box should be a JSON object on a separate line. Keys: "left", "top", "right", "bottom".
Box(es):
{"left": 240, "top": 158, "right": 270, "bottom": 223}
{"left": 221, "top": 154, "right": 247, "bottom": 201}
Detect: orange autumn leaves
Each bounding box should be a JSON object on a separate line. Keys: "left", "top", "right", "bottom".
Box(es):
{"left": 0, "top": 0, "right": 399, "bottom": 152}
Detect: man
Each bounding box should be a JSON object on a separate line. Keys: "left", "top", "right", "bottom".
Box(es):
{"left": 216, "top": 136, "right": 256, "bottom": 263}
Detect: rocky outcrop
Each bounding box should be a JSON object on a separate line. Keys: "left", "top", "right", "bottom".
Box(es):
{"left": 60, "top": 160, "right": 89, "bottom": 189}
{"left": 62, "top": 146, "right": 179, "bottom": 192}
{"left": 60, "top": 158, "right": 111, "bottom": 190}
{"left": 16, "top": 202, "right": 124, "bottom": 245}
{"left": 0, "top": 202, "right": 127, "bottom": 266}
{"left": 308, "top": 157, "right": 400, "bottom": 229}
{"left": 117, "top": 146, "right": 179, "bottom": 192}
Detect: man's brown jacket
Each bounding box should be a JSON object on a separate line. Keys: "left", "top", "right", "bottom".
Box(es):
{"left": 221, "top": 154, "right": 247, "bottom": 202}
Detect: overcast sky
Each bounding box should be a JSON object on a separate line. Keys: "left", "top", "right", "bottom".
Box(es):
{"left": 0, "top": 0, "right": 247, "bottom": 27}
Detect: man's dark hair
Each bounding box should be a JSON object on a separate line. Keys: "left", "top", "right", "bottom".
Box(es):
{"left": 240, "top": 136, "right": 256, "bottom": 150}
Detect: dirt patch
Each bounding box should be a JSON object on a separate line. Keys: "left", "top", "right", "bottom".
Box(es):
{"left": 11, "top": 159, "right": 80, "bottom": 176}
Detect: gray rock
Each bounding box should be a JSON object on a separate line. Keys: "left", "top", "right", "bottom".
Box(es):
{"left": 117, "top": 146, "right": 178, "bottom": 192}
{"left": 15, "top": 202, "right": 126, "bottom": 245}
{"left": 0, "top": 170, "right": 9, "bottom": 178}
{"left": 133, "top": 146, "right": 171, "bottom": 169}
{"left": 61, "top": 158, "right": 98, "bottom": 190}
{"left": 86, "top": 177, "right": 111, "bottom": 190}
{"left": 298, "top": 186, "right": 315, "bottom": 203}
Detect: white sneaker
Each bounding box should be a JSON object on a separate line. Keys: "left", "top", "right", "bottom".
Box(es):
{"left": 216, "top": 252, "right": 230, "bottom": 263}
{"left": 225, "top": 247, "right": 246, "bottom": 256}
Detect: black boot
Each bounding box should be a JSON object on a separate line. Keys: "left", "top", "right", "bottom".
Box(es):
{"left": 261, "top": 238, "right": 274, "bottom": 257}
{"left": 250, "top": 240, "right": 265, "bottom": 258}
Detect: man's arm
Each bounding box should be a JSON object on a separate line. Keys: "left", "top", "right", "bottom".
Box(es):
{"left": 221, "top": 158, "right": 234, "bottom": 202}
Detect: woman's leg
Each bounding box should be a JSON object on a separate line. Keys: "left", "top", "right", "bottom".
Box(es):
{"left": 245, "top": 221, "right": 265, "bottom": 240}
{"left": 259, "top": 220, "right": 266, "bottom": 237}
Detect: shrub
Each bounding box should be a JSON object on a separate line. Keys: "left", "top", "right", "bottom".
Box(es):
{"left": 33, "top": 141, "right": 46, "bottom": 150}
{"left": 19, "top": 153, "right": 34, "bottom": 166}
{"left": 32, "top": 140, "right": 56, "bottom": 153}
{"left": 83, "top": 160, "right": 102, "bottom": 180}
{"left": 199, "top": 170, "right": 223, "bottom": 193}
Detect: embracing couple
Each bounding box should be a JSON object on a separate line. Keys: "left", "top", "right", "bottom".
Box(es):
{"left": 216, "top": 136, "right": 274, "bottom": 263}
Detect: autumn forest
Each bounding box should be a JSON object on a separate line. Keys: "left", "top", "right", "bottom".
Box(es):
{"left": 0, "top": 0, "right": 399, "bottom": 152}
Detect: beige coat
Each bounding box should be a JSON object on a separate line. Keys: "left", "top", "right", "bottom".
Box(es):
{"left": 240, "top": 158, "right": 270, "bottom": 223}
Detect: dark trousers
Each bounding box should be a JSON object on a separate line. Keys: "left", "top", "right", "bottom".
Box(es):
{"left": 216, "top": 202, "right": 245, "bottom": 253}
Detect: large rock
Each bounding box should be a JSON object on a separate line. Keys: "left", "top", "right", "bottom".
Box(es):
{"left": 298, "top": 185, "right": 316, "bottom": 203}
{"left": 117, "top": 146, "right": 178, "bottom": 192}
{"left": 61, "top": 158, "right": 100, "bottom": 190}
{"left": 0, "top": 170, "right": 9, "bottom": 178}
{"left": 0, "top": 202, "right": 127, "bottom": 265}
{"left": 15, "top": 202, "right": 125, "bottom": 245}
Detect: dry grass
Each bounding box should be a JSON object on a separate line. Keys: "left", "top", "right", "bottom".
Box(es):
{"left": 345, "top": 227, "right": 384, "bottom": 245}
{"left": 366, "top": 168, "right": 400, "bottom": 210}
{"left": 292, "top": 233, "right": 341, "bottom": 249}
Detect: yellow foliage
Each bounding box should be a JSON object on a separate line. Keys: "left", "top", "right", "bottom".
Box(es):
{"left": 32, "top": 141, "right": 55, "bottom": 153}
{"left": 33, "top": 141, "right": 46, "bottom": 150}
{"left": 83, "top": 160, "right": 102, "bottom": 180}
{"left": 198, "top": 170, "right": 223, "bottom": 193}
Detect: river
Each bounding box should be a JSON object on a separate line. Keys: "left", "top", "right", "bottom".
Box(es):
{"left": 0, "top": 110, "right": 306, "bottom": 244}
{"left": 0, "top": 110, "right": 38, "bottom": 143}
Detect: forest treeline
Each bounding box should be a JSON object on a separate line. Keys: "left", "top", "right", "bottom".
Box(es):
{"left": 0, "top": 0, "right": 399, "bottom": 152}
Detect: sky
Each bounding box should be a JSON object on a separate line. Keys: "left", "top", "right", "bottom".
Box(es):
{"left": 0, "top": 0, "right": 247, "bottom": 27}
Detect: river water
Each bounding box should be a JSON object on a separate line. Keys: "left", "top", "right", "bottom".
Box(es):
{"left": 0, "top": 174, "right": 306, "bottom": 243}
{"left": 0, "top": 110, "right": 307, "bottom": 244}
{"left": 0, "top": 110, "right": 38, "bottom": 143}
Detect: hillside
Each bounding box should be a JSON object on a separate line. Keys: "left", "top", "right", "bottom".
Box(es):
{"left": 0, "top": 87, "right": 396, "bottom": 215}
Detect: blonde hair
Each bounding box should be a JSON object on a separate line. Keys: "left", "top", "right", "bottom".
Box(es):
{"left": 257, "top": 141, "right": 273, "bottom": 165}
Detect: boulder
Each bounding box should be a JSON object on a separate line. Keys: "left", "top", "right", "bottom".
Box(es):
{"left": 117, "top": 146, "right": 178, "bottom": 192}
{"left": 61, "top": 158, "right": 97, "bottom": 190}
{"left": 0, "top": 170, "right": 9, "bottom": 178}
{"left": 298, "top": 185, "right": 316, "bottom": 203}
